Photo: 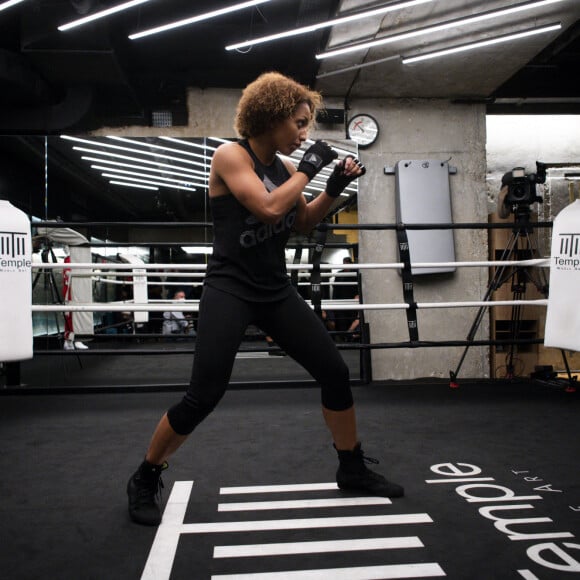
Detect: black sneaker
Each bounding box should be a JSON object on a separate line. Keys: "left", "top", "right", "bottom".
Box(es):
{"left": 127, "top": 461, "right": 168, "bottom": 526}
{"left": 335, "top": 443, "right": 404, "bottom": 498}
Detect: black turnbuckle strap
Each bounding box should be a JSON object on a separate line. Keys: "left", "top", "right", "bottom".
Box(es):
{"left": 311, "top": 227, "right": 327, "bottom": 317}
{"left": 396, "top": 224, "right": 419, "bottom": 342}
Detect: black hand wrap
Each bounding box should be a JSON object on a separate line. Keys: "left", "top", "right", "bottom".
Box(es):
{"left": 325, "top": 155, "right": 366, "bottom": 198}
{"left": 297, "top": 140, "right": 338, "bottom": 180}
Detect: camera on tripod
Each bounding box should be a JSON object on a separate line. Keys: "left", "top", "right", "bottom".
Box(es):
{"left": 501, "top": 161, "right": 546, "bottom": 212}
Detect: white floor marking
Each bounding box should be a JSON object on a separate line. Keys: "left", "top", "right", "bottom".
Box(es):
{"left": 218, "top": 496, "right": 392, "bottom": 511}
{"left": 181, "top": 513, "right": 432, "bottom": 534}
{"left": 517, "top": 571, "right": 540, "bottom": 580}
{"left": 140, "top": 481, "right": 193, "bottom": 580}
{"left": 141, "top": 481, "right": 440, "bottom": 580}
{"left": 424, "top": 477, "right": 495, "bottom": 484}
{"left": 220, "top": 482, "right": 338, "bottom": 494}
{"left": 210, "top": 562, "right": 446, "bottom": 579}
{"left": 213, "top": 536, "right": 424, "bottom": 558}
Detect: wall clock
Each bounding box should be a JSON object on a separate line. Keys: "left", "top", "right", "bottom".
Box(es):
{"left": 347, "top": 114, "right": 379, "bottom": 148}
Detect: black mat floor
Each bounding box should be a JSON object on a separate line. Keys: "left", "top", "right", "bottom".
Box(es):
{"left": 1, "top": 381, "right": 578, "bottom": 580}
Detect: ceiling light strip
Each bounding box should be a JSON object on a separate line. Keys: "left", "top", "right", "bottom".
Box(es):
{"left": 58, "top": 0, "right": 154, "bottom": 32}
{"left": 225, "top": 0, "right": 433, "bottom": 51}
{"left": 100, "top": 173, "right": 200, "bottom": 191}
{"left": 0, "top": 0, "right": 26, "bottom": 12}
{"left": 107, "top": 136, "right": 213, "bottom": 162}
{"left": 159, "top": 137, "right": 218, "bottom": 152}
{"left": 110, "top": 180, "right": 159, "bottom": 191}
{"left": 75, "top": 148, "right": 207, "bottom": 176}
{"left": 80, "top": 155, "right": 206, "bottom": 178}
{"left": 402, "top": 22, "right": 562, "bottom": 64}
{"left": 129, "top": 0, "right": 273, "bottom": 40}
{"left": 87, "top": 160, "right": 205, "bottom": 181}
{"left": 316, "top": 0, "right": 565, "bottom": 59}
{"left": 96, "top": 167, "right": 206, "bottom": 187}
{"left": 317, "top": 54, "right": 400, "bottom": 79}
{"left": 61, "top": 135, "right": 208, "bottom": 169}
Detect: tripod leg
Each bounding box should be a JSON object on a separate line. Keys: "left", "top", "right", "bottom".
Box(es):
{"left": 450, "top": 231, "right": 521, "bottom": 387}
{"left": 505, "top": 290, "right": 523, "bottom": 379}
{"left": 560, "top": 350, "right": 577, "bottom": 393}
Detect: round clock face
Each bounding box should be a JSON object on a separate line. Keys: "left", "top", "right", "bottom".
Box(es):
{"left": 347, "top": 114, "right": 379, "bottom": 148}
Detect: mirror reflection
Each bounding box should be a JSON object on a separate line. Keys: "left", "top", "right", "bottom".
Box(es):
{"left": 0, "top": 136, "right": 364, "bottom": 389}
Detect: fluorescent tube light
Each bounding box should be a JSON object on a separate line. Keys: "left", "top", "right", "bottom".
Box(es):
{"left": 159, "top": 137, "right": 218, "bottom": 152}
{"left": 107, "top": 136, "right": 213, "bottom": 162}
{"left": 317, "top": 54, "right": 401, "bottom": 78}
{"left": 100, "top": 173, "right": 199, "bottom": 191}
{"left": 76, "top": 149, "right": 207, "bottom": 176}
{"left": 59, "top": 0, "right": 154, "bottom": 32}
{"left": 88, "top": 161, "right": 204, "bottom": 181}
{"left": 316, "top": 0, "right": 565, "bottom": 60}
{"left": 61, "top": 135, "right": 208, "bottom": 169}
{"left": 96, "top": 166, "right": 206, "bottom": 188}
{"left": 402, "top": 23, "right": 562, "bottom": 64}
{"left": 79, "top": 155, "right": 207, "bottom": 177}
{"left": 129, "top": 0, "right": 272, "bottom": 40}
{"left": 225, "top": 0, "right": 433, "bottom": 51}
{"left": 110, "top": 180, "right": 159, "bottom": 191}
{"left": 0, "top": 0, "right": 26, "bottom": 12}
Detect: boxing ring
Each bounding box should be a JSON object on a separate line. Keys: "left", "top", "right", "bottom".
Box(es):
{"left": 3, "top": 215, "right": 580, "bottom": 580}
{"left": 8, "top": 216, "right": 576, "bottom": 393}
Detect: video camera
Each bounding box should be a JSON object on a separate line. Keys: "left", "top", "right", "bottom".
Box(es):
{"left": 501, "top": 161, "right": 546, "bottom": 210}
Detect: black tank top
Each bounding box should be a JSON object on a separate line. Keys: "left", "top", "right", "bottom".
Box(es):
{"left": 204, "top": 140, "right": 296, "bottom": 302}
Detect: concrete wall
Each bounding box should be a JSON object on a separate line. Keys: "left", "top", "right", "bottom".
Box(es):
{"left": 344, "top": 99, "right": 489, "bottom": 380}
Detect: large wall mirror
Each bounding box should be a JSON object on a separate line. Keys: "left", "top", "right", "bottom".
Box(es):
{"left": 0, "top": 135, "right": 364, "bottom": 390}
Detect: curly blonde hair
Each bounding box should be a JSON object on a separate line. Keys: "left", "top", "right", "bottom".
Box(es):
{"left": 234, "top": 72, "right": 323, "bottom": 138}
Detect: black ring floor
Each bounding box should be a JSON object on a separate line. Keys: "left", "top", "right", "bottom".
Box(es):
{"left": 0, "top": 381, "right": 578, "bottom": 579}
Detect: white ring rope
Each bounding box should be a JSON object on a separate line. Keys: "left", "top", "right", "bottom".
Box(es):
{"left": 32, "top": 257, "right": 550, "bottom": 313}
{"left": 31, "top": 298, "right": 549, "bottom": 313}
{"left": 31, "top": 258, "right": 550, "bottom": 271}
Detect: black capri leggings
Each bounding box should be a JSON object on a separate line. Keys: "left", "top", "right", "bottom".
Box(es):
{"left": 167, "top": 285, "right": 353, "bottom": 435}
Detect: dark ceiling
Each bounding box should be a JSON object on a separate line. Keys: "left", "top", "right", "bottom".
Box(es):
{"left": 1, "top": 0, "right": 579, "bottom": 134}
{"left": 0, "top": 0, "right": 340, "bottom": 132}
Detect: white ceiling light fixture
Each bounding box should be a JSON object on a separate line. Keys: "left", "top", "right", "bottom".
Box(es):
{"left": 74, "top": 148, "right": 207, "bottom": 175}
{"left": 80, "top": 155, "right": 207, "bottom": 178}
{"left": 60, "top": 135, "right": 208, "bottom": 169}
{"left": 96, "top": 167, "right": 206, "bottom": 188}
{"left": 129, "top": 0, "right": 273, "bottom": 41}
{"left": 0, "top": 0, "right": 26, "bottom": 12}
{"left": 101, "top": 173, "right": 199, "bottom": 191}
{"left": 316, "top": 0, "right": 566, "bottom": 60}
{"left": 317, "top": 54, "right": 400, "bottom": 79}
{"left": 402, "top": 23, "right": 562, "bottom": 64}
{"left": 225, "top": 0, "right": 433, "bottom": 51}
{"left": 58, "top": 0, "right": 155, "bottom": 32}
{"left": 159, "top": 137, "right": 218, "bottom": 152}
{"left": 110, "top": 180, "right": 159, "bottom": 191}
{"left": 107, "top": 136, "right": 213, "bottom": 162}
{"left": 88, "top": 160, "right": 205, "bottom": 181}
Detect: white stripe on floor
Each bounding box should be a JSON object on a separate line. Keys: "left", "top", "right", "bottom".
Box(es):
{"left": 182, "top": 513, "right": 432, "bottom": 534}
{"left": 211, "top": 562, "right": 446, "bottom": 579}
{"left": 218, "top": 496, "right": 392, "bottom": 511}
{"left": 220, "top": 482, "right": 338, "bottom": 494}
{"left": 213, "top": 536, "right": 424, "bottom": 558}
